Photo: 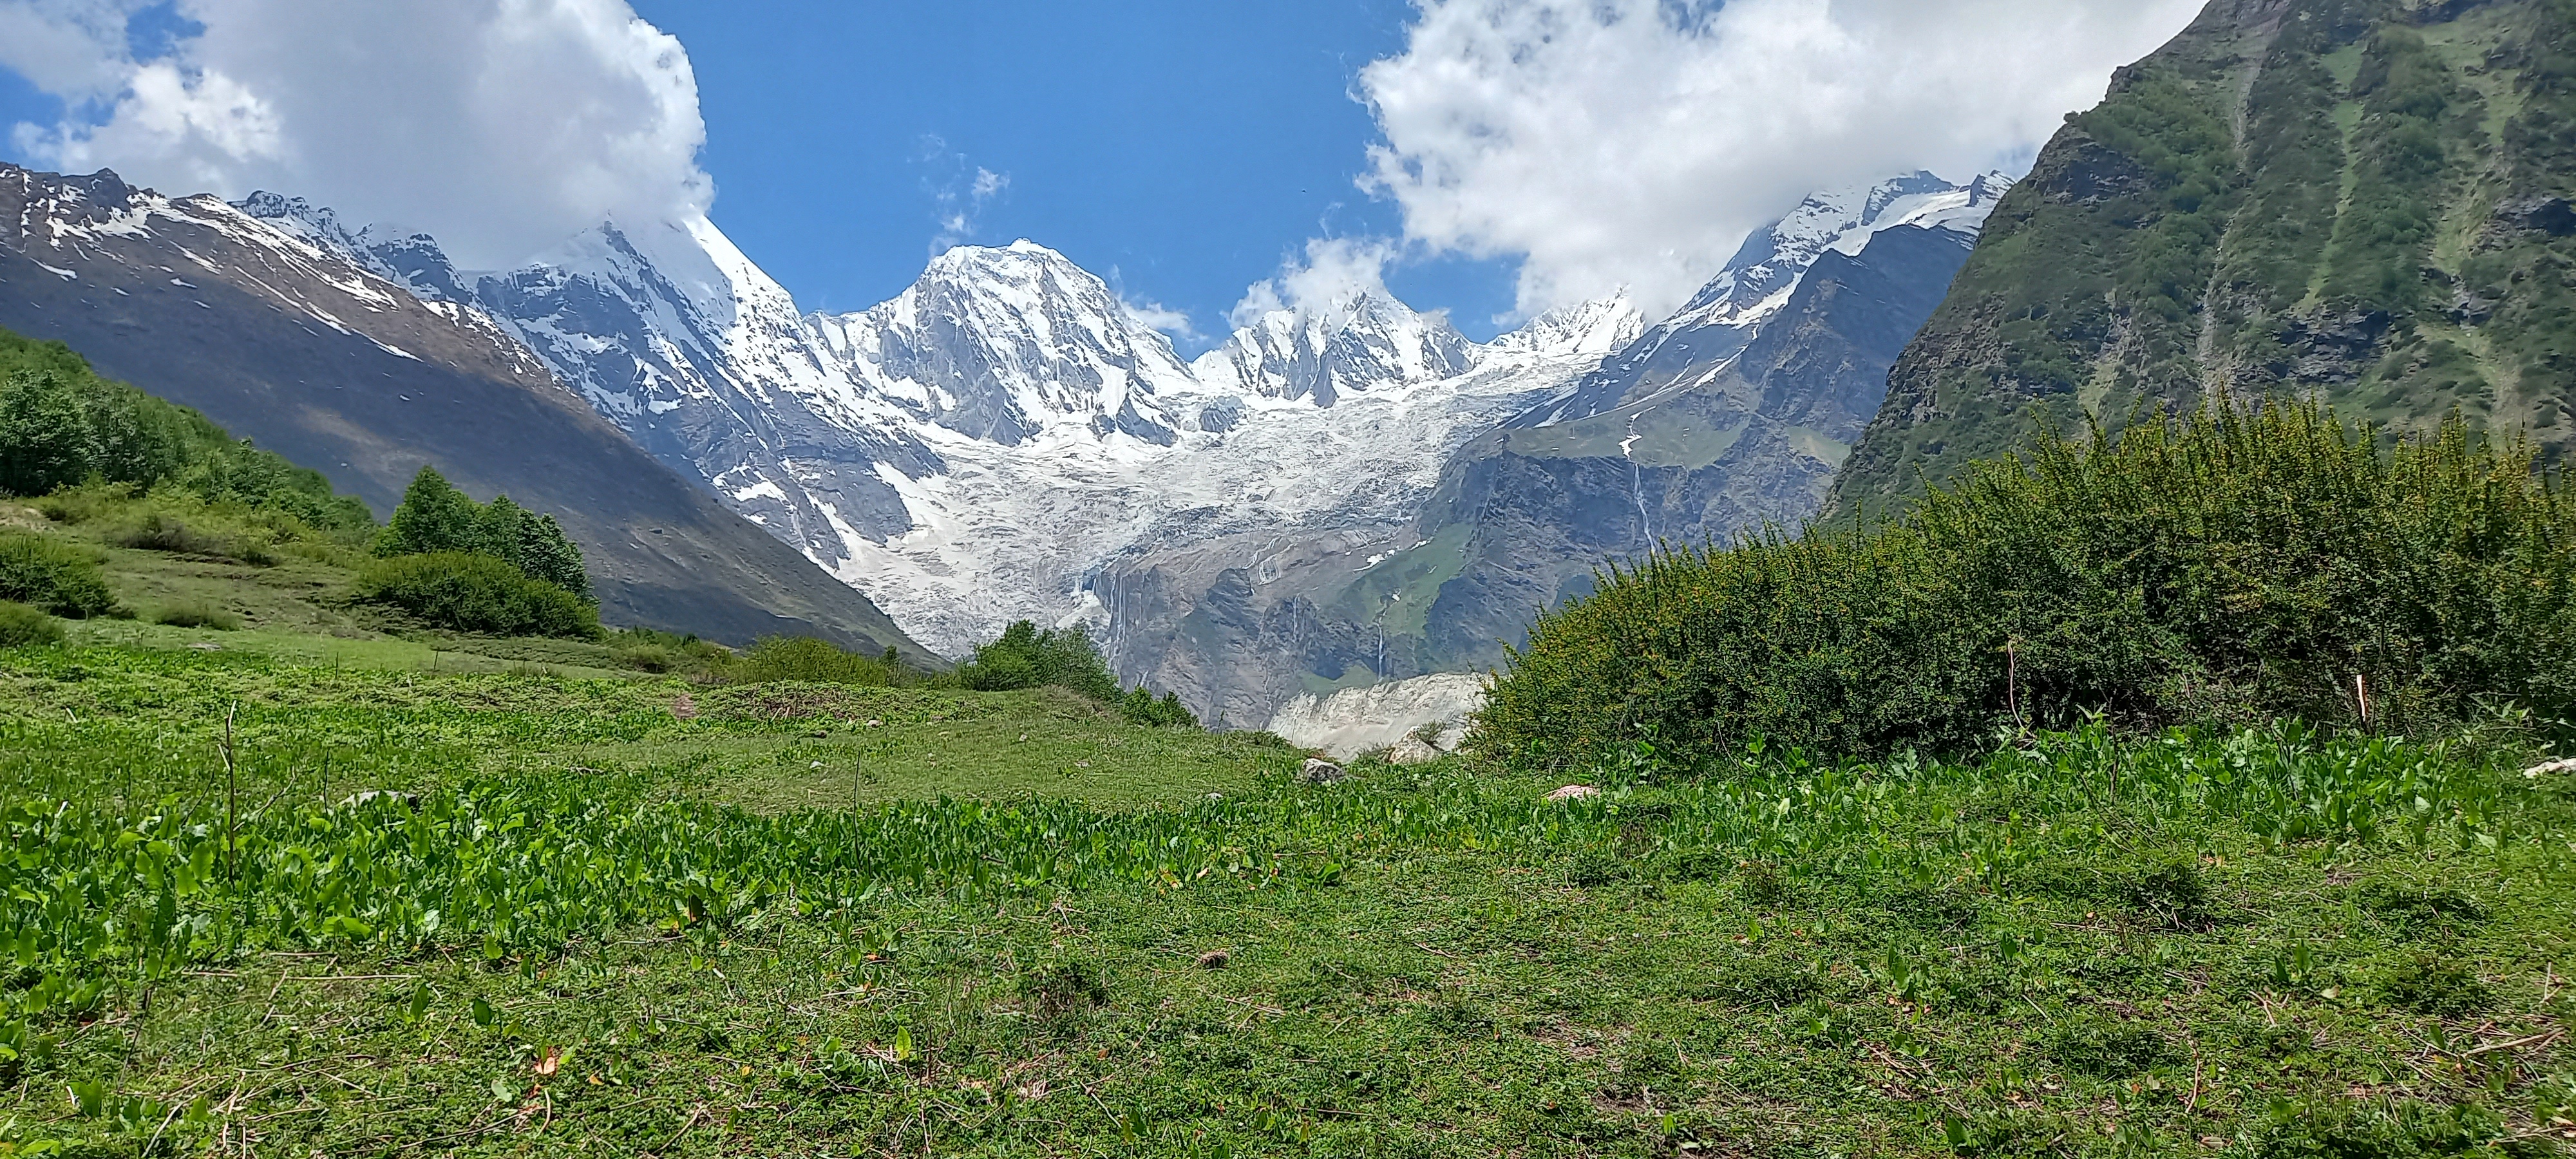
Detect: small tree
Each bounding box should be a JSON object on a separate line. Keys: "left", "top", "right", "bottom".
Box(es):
{"left": 0, "top": 370, "right": 102, "bottom": 497}
{"left": 958, "top": 621, "right": 1119, "bottom": 699}
{"left": 375, "top": 467, "right": 484, "bottom": 558}
{"left": 518, "top": 513, "right": 590, "bottom": 599}
{"left": 375, "top": 466, "right": 591, "bottom": 600}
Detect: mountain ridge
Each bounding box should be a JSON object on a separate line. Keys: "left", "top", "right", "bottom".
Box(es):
{"left": 0, "top": 163, "right": 932, "bottom": 661}
{"left": 1830, "top": 0, "right": 2576, "bottom": 516}
{"left": 120, "top": 163, "right": 2005, "bottom": 719}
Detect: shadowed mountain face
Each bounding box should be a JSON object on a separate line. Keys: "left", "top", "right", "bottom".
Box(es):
{"left": 0, "top": 164, "right": 931, "bottom": 661}
{"left": 1832, "top": 0, "right": 2576, "bottom": 517}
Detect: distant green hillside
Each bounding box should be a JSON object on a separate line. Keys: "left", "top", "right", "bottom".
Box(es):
{"left": 1832, "top": 0, "right": 2576, "bottom": 514}
{"left": 0, "top": 325, "right": 373, "bottom": 529}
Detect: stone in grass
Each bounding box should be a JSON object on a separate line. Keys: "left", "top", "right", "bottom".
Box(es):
{"left": 1548, "top": 784, "right": 1600, "bottom": 802}
{"left": 1300, "top": 758, "right": 1347, "bottom": 784}
{"left": 2525, "top": 757, "right": 2576, "bottom": 778}
{"left": 1387, "top": 737, "right": 1443, "bottom": 766}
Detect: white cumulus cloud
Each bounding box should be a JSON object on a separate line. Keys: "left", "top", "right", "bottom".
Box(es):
{"left": 1120, "top": 295, "right": 1200, "bottom": 344}
{"left": 1356, "top": 0, "right": 2205, "bottom": 318}
{"left": 2, "top": 0, "right": 713, "bottom": 270}
{"left": 1229, "top": 236, "right": 1399, "bottom": 328}
{"left": 919, "top": 137, "right": 1012, "bottom": 253}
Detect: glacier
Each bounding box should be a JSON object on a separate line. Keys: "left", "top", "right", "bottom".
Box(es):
{"left": 227, "top": 167, "right": 2011, "bottom": 718}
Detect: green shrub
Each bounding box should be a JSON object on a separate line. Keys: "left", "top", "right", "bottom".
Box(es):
{"left": 605, "top": 627, "right": 734, "bottom": 676}
{"left": 110, "top": 512, "right": 260, "bottom": 561}
{"left": 1119, "top": 684, "right": 1198, "bottom": 728}
{"left": 0, "top": 600, "right": 62, "bottom": 647}
{"left": 731, "top": 635, "right": 895, "bottom": 686}
{"left": 956, "top": 621, "right": 1121, "bottom": 699}
{"left": 0, "top": 532, "right": 118, "bottom": 618}
{"left": 375, "top": 467, "right": 589, "bottom": 598}
{"left": 352, "top": 552, "right": 600, "bottom": 639}
{"left": 150, "top": 602, "right": 241, "bottom": 631}
{"left": 1478, "top": 403, "right": 2576, "bottom": 766}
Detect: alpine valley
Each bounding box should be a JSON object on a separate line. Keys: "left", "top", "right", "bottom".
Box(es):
{"left": 2, "top": 160, "right": 2009, "bottom": 724}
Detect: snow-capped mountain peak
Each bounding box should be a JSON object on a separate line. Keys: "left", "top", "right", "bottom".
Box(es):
{"left": 810, "top": 241, "right": 1193, "bottom": 447}
{"left": 1509, "top": 170, "right": 2017, "bottom": 428}
{"left": 1483, "top": 291, "right": 1647, "bottom": 360}
{"left": 1673, "top": 169, "right": 2016, "bottom": 331}
{"left": 1188, "top": 290, "right": 1475, "bottom": 406}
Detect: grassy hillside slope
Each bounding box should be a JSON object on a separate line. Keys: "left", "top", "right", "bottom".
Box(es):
{"left": 1833, "top": 0, "right": 2576, "bottom": 516}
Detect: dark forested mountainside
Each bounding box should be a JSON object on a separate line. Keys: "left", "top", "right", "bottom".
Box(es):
{"left": 1832, "top": 0, "right": 2576, "bottom": 515}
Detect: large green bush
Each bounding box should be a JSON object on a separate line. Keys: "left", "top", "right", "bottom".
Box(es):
{"left": 0, "top": 532, "right": 118, "bottom": 619}
{"left": 953, "top": 620, "right": 1197, "bottom": 726}
{"left": 1478, "top": 403, "right": 2576, "bottom": 767}
{"left": 352, "top": 552, "right": 600, "bottom": 639}
{"left": 375, "top": 467, "right": 590, "bottom": 598}
{"left": 958, "top": 621, "right": 1121, "bottom": 699}
{"left": 732, "top": 635, "right": 897, "bottom": 686}
{"left": 0, "top": 327, "right": 373, "bottom": 531}
{"left": 0, "top": 601, "right": 62, "bottom": 648}
{"left": 1119, "top": 685, "right": 1198, "bottom": 729}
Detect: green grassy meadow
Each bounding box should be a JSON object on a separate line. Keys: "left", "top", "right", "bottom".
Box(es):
{"left": 1, "top": 637, "right": 2572, "bottom": 1157}
{"left": 3, "top": 476, "right": 2575, "bottom": 1157}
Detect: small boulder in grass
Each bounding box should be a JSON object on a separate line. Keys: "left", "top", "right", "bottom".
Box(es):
{"left": 2527, "top": 757, "right": 2576, "bottom": 779}
{"left": 1300, "top": 757, "right": 1347, "bottom": 784}
{"left": 1547, "top": 784, "right": 1600, "bottom": 802}
{"left": 1388, "top": 737, "right": 1443, "bottom": 766}
{"left": 671, "top": 692, "right": 698, "bottom": 721}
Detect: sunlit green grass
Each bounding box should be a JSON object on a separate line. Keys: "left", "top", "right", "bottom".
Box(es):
{"left": 3, "top": 637, "right": 2571, "bottom": 1156}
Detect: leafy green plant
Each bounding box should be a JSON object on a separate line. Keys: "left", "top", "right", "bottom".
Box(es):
{"left": 956, "top": 621, "right": 1118, "bottom": 699}
{"left": 1482, "top": 403, "right": 2576, "bottom": 765}
{"left": 0, "top": 532, "right": 117, "bottom": 619}
{"left": 957, "top": 622, "right": 1195, "bottom": 724}
{"left": 352, "top": 552, "right": 600, "bottom": 639}
{"left": 1119, "top": 684, "right": 1197, "bottom": 728}
{"left": 0, "top": 601, "right": 61, "bottom": 648}
{"left": 107, "top": 511, "right": 274, "bottom": 565}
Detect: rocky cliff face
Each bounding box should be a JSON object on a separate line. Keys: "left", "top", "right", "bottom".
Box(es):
{"left": 1832, "top": 0, "right": 2576, "bottom": 516}
{"left": 0, "top": 164, "right": 929, "bottom": 658}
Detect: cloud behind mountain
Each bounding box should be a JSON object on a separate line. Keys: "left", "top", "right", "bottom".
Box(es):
{"left": 3, "top": 0, "right": 711, "bottom": 270}
{"left": 1354, "top": 0, "right": 2204, "bottom": 317}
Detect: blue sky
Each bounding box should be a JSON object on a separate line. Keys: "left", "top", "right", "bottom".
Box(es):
{"left": 0, "top": 0, "right": 2202, "bottom": 342}
{"left": 623, "top": 0, "right": 1521, "bottom": 341}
